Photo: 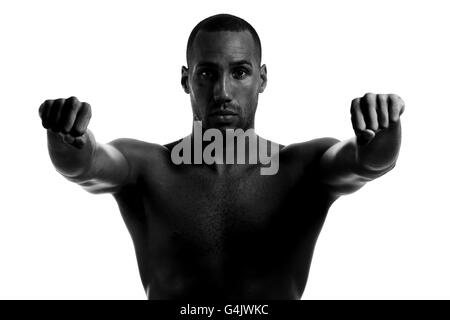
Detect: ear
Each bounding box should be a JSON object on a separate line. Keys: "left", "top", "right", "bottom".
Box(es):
{"left": 181, "top": 66, "right": 190, "bottom": 94}
{"left": 259, "top": 64, "right": 267, "bottom": 93}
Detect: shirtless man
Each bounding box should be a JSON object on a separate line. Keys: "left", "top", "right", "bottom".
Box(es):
{"left": 38, "top": 14, "right": 404, "bottom": 299}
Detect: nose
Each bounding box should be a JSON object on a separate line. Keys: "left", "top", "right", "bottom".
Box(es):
{"left": 213, "top": 73, "right": 232, "bottom": 104}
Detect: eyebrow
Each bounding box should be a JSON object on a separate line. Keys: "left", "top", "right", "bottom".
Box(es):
{"left": 196, "top": 60, "right": 254, "bottom": 68}
{"left": 230, "top": 60, "right": 253, "bottom": 68}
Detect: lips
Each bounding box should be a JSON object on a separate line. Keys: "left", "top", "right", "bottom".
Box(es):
{"left": 210, "top": 110, "right": 237, "bottom": 116}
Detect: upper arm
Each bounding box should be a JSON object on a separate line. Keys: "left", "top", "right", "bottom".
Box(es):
{"left": 285, "top": 137, "right": 340, "bottom": 189}
{"left": 287, "top": 137, "right": 364, "bottom": 198}
{"left": 318, "top": 137, "right": 372, "bottom": 196}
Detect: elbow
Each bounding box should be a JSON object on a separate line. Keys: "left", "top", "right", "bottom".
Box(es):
{"left": 78, "top": 179, "right": 121, "bottom": 195}
{"left": 357, "top": 160, "right": 397, "bottom": 180}
{"left": 325, "top": 174, "right": 368, "bottom": 197}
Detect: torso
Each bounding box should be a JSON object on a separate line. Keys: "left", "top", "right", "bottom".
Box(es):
{"left": 112, "top": 137, "right": 339, "bottom": 300}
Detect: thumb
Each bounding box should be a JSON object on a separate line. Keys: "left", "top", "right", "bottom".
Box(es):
{"left": 59, "top": 132, "right": 88, "bottom": 149}
{"left": 356, "top": 129, "right": 376, "bottom": 146}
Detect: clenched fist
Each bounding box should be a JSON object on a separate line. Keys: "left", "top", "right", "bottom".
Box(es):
{"left": 351, "top": 93, "right": 405, "bottom": 146}
{"left": 39, "top": 96, "right": 92, "bottom": 148}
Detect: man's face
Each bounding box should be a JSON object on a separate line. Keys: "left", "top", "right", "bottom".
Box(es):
{"left": 182, "top": 30, "right": 267, "bottom": 131}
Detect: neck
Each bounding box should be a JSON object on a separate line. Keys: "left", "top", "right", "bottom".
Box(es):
{"left": 170, "top": 121, "right": 279, "bottom": 175}
{"left": 189, "top": 121, "right": 260, "bottom": 168}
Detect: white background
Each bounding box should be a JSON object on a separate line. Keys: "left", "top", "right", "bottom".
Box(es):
{"left": 0, "top": 0, "right": 449, "bottom": 299}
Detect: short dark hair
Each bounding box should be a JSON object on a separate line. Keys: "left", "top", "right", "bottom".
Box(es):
{"left": 186, "top": 14, "right": 262, "bottom": 66}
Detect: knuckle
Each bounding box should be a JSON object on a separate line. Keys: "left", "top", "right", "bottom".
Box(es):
{"left": 38, "top": 104, "right": 45, "bottom": 116}
{"left": 68, "top": 102, "right": 78, "bottom": 112}
{"left": 84, "top": 103, "right": 93, "bottom": 116}
{"left": 67, "top": 96, "right": 80, "bottom": 108}
{"left": 388, "top": 94, "right": 401, "bottom": 104}
{"left": 350, "top": 98, "right": 360, "bottom": 109}
{"left": 388, "top": 93, "right": 399, "bottom": 98}
{"left": 54, "top": 98, "right": 64, "bottom": 109}
{"left": 360, "top": 96, "right": 369, "bottom": 106}
{"left": 377, "top": 94, "right": 387, "bottom": 102}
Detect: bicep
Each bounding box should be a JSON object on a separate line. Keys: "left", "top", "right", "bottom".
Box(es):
{"left": 319, "top": 138, "right": 369, "bottom": 196}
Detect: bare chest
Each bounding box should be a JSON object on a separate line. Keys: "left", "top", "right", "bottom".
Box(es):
{"left": 143, "top": 166, "right": 307, "bottom": 253}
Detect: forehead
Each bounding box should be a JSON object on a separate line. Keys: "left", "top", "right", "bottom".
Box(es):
{"left": 190, "top": 30, "right": 258, "bottom": 65}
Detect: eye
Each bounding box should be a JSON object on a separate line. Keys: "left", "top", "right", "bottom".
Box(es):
{"left": 232, "top": 68, "right": 250, "bottom": 80}
{"left": 198, "top": 69, "right": 215, "bottom": 80}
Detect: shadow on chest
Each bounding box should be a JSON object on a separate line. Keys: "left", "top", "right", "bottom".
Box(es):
{"left": 150, "top": 170, "right": 291, "bottom": 247}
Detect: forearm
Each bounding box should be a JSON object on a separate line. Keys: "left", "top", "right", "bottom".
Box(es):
{"left": 320, "top": 121, "right": 401, "bottom": 193}
{"left": 41, "top": 97, "right": 130, "bottom": 193}
{"left": 47, "top": 129, "right": 131, "bottom": 193}
{"left": 320, "top": 93, "right": 404, "bottom": 195}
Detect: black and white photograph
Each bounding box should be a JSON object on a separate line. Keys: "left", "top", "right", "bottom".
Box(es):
{"left": 1, "top": 0, "right": 449, "bottom": 302}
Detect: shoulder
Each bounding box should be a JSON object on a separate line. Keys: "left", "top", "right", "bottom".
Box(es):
{"left": 109, "top": 138, "right": 168, "bottom": 159}
{"left": 107, "top": 138, "right": 171, "bottom": 178}
{"left": 281, "top": 137, "right": 340, "bottom": 165}
{"left": 163, "top": 138, "right": 184, "bottom": 153}
{"left": 280, "top": 138, "right": 341, "bottom": 196}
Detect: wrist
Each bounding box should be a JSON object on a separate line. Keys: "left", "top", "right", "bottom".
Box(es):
{"left": 47, "top": 129, "right": 97, "bottom": 178}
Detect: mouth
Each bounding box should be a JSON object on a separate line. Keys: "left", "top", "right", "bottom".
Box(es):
{"left": 210, "top": 110, "right": 238, "bottom": 116}
{"left": 208, "top": 110, "right": 238, "bottom": 124}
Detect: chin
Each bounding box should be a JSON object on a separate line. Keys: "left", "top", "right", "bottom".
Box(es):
{"left": 205, "top": 119, "right": 242, "bottom": 131}
{"left": 215, "top": 125, "right": 240, "bottom": 134}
